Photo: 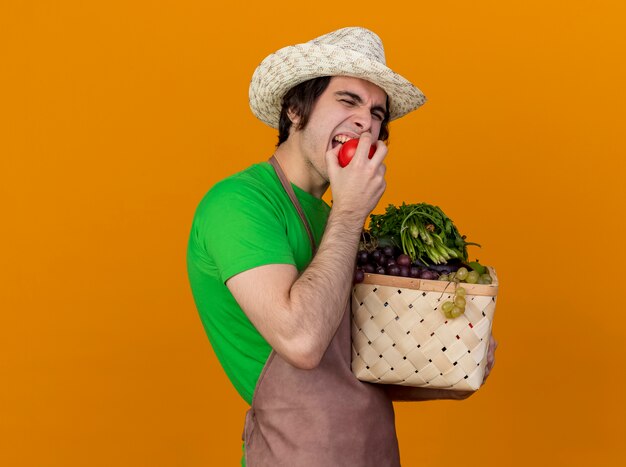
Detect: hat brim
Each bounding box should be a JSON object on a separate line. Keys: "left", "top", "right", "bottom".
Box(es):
{"left": 249, "top": 42, "right": 426, "bottom": 129}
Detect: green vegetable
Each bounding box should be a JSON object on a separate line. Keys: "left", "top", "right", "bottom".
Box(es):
{"left": 367, "top": 203, "right": 480, "bottom": 265}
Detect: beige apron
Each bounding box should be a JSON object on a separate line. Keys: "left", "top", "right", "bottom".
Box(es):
{"left": 242, "top": 157, "right": 400, "bottom": 467}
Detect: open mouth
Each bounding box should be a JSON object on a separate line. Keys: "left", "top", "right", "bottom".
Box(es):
{"left": 332, "top": 134, "right": 355, "bottom": 149}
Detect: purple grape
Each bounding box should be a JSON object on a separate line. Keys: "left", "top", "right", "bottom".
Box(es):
{"left": 418, "top": 270, "right": 438, "bottom": 280}
{"left": 409, "top": 266, "right": 421, "bottom": 278}
{"left": 363, "top": 263, "right": 375, "bottom": 274}
{"left": 357, "top": 250, "right": 370, "bottom": 265}
{"left": 396, "top": 254, "right": 411, "bottom": 267}
{"left": 399, "top": 265, "right": 410, "bottom": 277}
{"left": 376, "top": 266, "right": 386, "bottom": 275}
{"left": 387, "top": 264, "right": 401, "bottom": 276}
{"left": 371, "top": 250, "right": 382, "bottom": 263}
{"left": 354, "top": 269, "right": 365, "bottom": 283}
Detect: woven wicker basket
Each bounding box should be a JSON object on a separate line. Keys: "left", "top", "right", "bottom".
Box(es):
{"left": 351, "top": 268, "right": 498, "bottom": 391}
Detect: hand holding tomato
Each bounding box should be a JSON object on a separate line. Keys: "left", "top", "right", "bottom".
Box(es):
{"left": 337, "top": 138, "right": 377, "bottom": 167}
{"left": 325, "top": 132, "right": 387, "bottom": 224}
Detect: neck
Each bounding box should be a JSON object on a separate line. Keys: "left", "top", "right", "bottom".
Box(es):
{"left": 272, "top": 141, "right": 329, "bottom": 199}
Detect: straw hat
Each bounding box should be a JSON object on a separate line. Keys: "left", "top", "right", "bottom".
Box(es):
{"left": 249, "top": 27, "right": 426, "bottom": 128}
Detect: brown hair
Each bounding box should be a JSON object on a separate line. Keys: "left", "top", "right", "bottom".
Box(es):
{"left": 277, "top": 77, "right": 390, "bottom": 146}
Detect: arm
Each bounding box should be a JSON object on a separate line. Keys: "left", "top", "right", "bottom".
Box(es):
{"left": 384, "top": 335, "right": 498, "bottom": 401}
{"left": 227, "top": 134, "right": 387, "bottom": 369}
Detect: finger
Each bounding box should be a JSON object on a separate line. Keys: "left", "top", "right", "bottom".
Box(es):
{"left": 350, "top": 132, "right": 374, "bottom": 163}
{"left": 325, "top": 144, "right": 343, "bottom": 174}
{"left": 369, "top": 138, "right": 388, "bottom": 165}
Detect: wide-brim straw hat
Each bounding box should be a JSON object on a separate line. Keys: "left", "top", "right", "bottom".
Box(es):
{"left": 249, "top": 27, "right": 426, "bottom": 128}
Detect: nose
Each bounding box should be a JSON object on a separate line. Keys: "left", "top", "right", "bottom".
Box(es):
{"left": 352, "top": 107, "right": 372, "bottom": 132}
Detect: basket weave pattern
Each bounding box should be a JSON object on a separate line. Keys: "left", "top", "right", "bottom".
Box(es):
{"left": 351, "top": 281, "right": 496, "bottom": 391}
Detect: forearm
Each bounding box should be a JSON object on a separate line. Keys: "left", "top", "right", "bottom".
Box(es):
{"left": 383, "top": 385, "right": 474, "bottom": 402}
{"left": 287, "top": 207, "right": 364, "bottom": 364}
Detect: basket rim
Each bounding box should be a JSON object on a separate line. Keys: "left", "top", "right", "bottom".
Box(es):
{"left": 359, "top": 266, "right": 498, "bottom": 297}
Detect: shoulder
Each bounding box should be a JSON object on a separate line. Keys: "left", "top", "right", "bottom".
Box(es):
{"left": 203, "top": 163, "right": 279, "bottom": 206}
{"left": 191, "top": 162, "right": 287, "bottom": 235}
{"left": 189, "top": 162, "right": 297, "bottom": 275}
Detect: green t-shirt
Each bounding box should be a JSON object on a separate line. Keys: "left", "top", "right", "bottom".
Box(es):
{"left": 187, "top": 162, "right": 330, "bottom": 405}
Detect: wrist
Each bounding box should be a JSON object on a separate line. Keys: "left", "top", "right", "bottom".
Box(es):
{"left": 327, "top": 205, "right": 368, "bottom": 233}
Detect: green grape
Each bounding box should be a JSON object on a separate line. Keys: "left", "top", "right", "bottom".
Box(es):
{"left": 450, "top": 305, "right": 465, "bottom": 318}
{"left": 453, "top": 295, "right": 466, "bottom": 308}
{"left": 448, "top": 271, "right": 456, "bottom": 280}
{"left": 466, "top": 270, "right": 479, "bottom": 284}
{"left": 441, "top": 300, "right": 454, "bottom": 319}
{"left": 479, "top": 273, "right": 493, "bottom": 284}
{"left": 455, "top": 287, "right": 467, "bottom": 297}
{"left": 455, "top": 267, "right": 468, "bottom": 281}
{"left": 438, "top": 274, "right": 449, "bottom": 281}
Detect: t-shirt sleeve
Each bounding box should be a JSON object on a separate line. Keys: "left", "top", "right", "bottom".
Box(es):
{"left": 196, "top": 177, "right": 296, "bottom": 283}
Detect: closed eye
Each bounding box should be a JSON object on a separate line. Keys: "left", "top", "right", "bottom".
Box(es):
{"left": 371, "top": 111, "right": 384, "bottom": 121}
{"left": 335, "top": 91, "right": 387, "bottom": 121}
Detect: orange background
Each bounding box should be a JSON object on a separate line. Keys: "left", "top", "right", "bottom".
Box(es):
{"left": 2, "top": 1, "right": 625, "bottom": 465}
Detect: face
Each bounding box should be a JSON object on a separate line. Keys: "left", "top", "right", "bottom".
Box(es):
{"left": 289, "top": 76, "right": 388, "bottom": 182}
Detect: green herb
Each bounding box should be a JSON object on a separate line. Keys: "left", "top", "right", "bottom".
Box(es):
{"left": 367, "top": 203, "right": 480, "bottom": 265}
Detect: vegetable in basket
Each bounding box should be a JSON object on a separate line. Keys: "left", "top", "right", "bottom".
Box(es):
{"left": 355, "top": 203, "right": 494, "bottom": 318}
{"left": 368, "top": 203, "right": 479, "bottom": 266}
{"left": 356, "top": 202, "right": 492, "bottom": 284}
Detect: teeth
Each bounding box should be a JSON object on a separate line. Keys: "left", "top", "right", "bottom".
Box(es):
{"left": 333, "top": 135, "right": 353, "bottom": 143}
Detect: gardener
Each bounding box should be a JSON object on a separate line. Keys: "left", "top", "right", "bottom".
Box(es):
{"left": 187, "top": 26, "right": 497, "bottom": 466}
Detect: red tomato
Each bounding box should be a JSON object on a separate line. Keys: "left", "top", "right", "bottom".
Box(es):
{"left": 337, "top": 138, "right": 377, "bottom": 167}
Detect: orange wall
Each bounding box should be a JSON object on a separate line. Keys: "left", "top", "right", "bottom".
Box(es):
{"left": 2, "top": 1, "right": 625, "bottom": 465}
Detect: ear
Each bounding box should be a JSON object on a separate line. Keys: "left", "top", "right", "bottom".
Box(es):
{"left": 287, "top": 108, "right": 301, "bottom": 127}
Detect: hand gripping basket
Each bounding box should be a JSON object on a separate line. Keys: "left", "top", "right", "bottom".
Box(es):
{"left": 351, "top": 268, "right": 498, "bottom": 391}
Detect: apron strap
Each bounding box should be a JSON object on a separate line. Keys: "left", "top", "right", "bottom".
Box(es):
{"left": 268, "top": 155, "right": 317, "bottom": 256}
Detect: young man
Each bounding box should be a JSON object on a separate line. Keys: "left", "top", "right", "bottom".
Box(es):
{"left": 187, "top": 27, "right": 496, "bottom": 466}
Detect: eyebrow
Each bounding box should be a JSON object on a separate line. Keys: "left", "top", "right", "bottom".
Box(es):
{"left": 335, "top": 91, "right": 387, "bottom": 119}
